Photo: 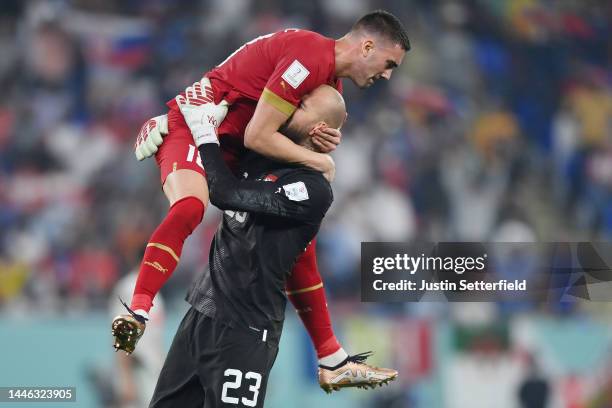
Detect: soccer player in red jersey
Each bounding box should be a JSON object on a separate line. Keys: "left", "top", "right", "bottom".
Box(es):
{"left": 120, "top": 10, "right": 410, "bottom": 389}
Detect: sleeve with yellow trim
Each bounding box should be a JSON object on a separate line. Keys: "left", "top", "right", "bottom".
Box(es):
{"left": 261, "top": 88, "right": 297, "bottom": 116}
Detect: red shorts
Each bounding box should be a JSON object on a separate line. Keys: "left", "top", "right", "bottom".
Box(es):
{"left": 156, "top": 87, "right": 257, "bottom": 185}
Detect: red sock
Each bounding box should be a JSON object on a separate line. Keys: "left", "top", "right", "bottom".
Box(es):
{"left": 286, "top": 239, "right": 341, "bottom": 359}
{"left": 131, "top": 196, "right": 205, "bottom": 312}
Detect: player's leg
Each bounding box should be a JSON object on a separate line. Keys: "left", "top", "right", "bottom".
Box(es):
{"left": 128, "top": 96, "right": 251, "bottom": 315}
{"left": 286, "top": 239, "right": 398, "bottom": 392}
{"left": 162, "top": 169, "right": 209, "bottom": 206}
{"left": 196, "top": 317, "right": 279, "bottom": 408}
{"left": 148, "top": 308, "right": 205, "bottom": 408}
{"left": 130, "top": 109, "right": 208, "bottom": 314}
{"left": 286, "top": 239, "right": 347, "bottom": 364}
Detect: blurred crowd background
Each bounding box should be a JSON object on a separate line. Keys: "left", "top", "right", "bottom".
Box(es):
{"left": 0, "top": 0, "right": 611, "bottom": 407}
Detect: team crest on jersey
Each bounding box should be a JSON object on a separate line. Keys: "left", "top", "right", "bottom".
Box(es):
{"left": 263, "top": 174, "right": 278, "bottom": 182}
{"left": 282, "top": 60, "right": 309, "bottom": 89}
{"left": 282, "top": 181, "right": 309, "bottom": 201}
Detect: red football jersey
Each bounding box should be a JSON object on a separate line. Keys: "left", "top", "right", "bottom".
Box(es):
{"left": 168, "top": 29, "right": 341, "bottom": 117}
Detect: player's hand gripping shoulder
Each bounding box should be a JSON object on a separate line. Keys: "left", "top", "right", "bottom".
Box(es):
{"left": 176, "top": 77, "right": 229, "bottom": 146}
{"left": 111, "top": 300, "right": 148, "bottom": 355}
{"left": 134, "top": 114, "right": 168, "bottom": 161}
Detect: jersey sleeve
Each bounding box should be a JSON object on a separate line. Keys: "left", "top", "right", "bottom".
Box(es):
{"left": 261, "top": 34, "right": 329, "bottom": 116}
{"left": 199, "top": 144, "right": 333, "bottom": 224}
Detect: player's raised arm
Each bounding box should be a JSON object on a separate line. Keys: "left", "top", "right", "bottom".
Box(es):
{"left": 200, "top": 142, "right": 331, "bottom": 223}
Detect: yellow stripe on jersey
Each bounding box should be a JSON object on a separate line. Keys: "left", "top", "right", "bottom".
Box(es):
{"left": 147, "top": 242, "right": 180, "bottom": 263}
{"left": 262, "top": 88, "right": 297, "bottom": 116}
{"left": 285, "top": 282, "right": 323, "bottom": 295}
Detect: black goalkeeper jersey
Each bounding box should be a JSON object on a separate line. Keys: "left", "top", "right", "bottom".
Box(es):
{"left": 186, "top": 144, "right": 333, "bottom": 342}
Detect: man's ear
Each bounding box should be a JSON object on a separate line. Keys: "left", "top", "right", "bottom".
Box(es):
{"left": 309, "top": 121, "right": 328, "bottom": 135}
{"left": 362, "top": 39, "right": 374, "bottom": 56}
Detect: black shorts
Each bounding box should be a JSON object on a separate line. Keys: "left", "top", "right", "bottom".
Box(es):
{"left": 149, "top": 307, "right": 279, "bottom": 408}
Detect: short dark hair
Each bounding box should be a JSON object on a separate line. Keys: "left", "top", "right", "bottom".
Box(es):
{"left": 352, "top": 10, "right": 411, "bottom": 51}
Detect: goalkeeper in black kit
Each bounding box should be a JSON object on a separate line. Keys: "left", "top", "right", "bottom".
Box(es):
{"left": 142, "top": 84, "right": 397, "bottom": 407}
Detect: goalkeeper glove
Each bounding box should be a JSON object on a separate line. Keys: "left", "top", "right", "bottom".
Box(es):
{"left": 175, "top": 77, "right": 228, "bottom": 147}
{"left": 134, "top": 114, "right": 168, "bottom": 161}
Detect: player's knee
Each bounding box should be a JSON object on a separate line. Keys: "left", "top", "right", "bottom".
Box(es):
{"left": 165, "top": 173, "right": 209, "bottom": 204}
{"left": 169, "top": 196, "right": 206, "bottom": 231}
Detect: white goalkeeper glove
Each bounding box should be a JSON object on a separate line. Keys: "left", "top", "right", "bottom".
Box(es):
{"left": 134, "top": 114, "right": 168, "bottom": 161}
{"left": 176, "top": 77, "right": 228, "bottom": 146}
